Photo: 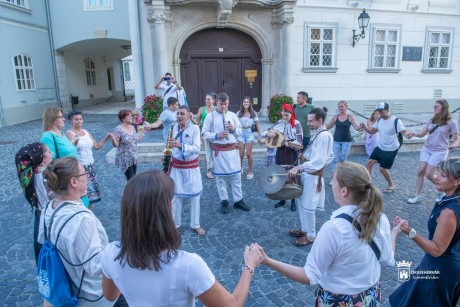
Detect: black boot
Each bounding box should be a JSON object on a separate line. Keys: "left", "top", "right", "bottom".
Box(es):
{"left": 220, "top": 200, "right": 229, "bottom": 214}
{"left": 274, "top": 200, "right": 286, "bottom": 208}
{"left": 290, "top": 199, "right": 297, "bottom": 212}
{"left": 234, "top": 199, "right": 250, "bottom": 211}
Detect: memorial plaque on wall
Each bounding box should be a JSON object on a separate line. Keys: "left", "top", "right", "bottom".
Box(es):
{"left": 402, "top": 47, "right": 423, "bottom": 61}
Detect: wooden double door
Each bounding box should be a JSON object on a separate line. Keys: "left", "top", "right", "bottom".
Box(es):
{"left": 180, "top": 28, "right": 262, "bottom": 113}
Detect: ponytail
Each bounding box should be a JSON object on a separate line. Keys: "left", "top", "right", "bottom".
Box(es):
{"left": 335, "top": 162, "right": 383, "bottom": 242}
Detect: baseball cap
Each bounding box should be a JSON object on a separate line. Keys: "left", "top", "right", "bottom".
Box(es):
{"left": 376, "top": 102, "right": 389, "bottom": 111}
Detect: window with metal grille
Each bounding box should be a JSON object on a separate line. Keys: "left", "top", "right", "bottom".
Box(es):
{"left": 13, "top": 54, "right": 35, "bottom": 91}
{"left": 303, "top": 23, "right": 338, "bottom": 72}
{"left": 4, "top": 0, "right": 28, "bottom": 8}
{"left": 84, "top": 58, "right": 96, "bottom": 86}
{"left": 425, "top": 29, "right": 453, "bottom": 70}
{"left": 368, "top": 25, "right": 401, "bottom": 73}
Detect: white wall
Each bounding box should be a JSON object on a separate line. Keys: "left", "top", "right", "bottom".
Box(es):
{"left": 289, "top": 2, "right": 460, "bottom": 113}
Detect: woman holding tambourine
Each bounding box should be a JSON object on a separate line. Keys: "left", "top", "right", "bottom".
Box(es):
{"left": 262, "top": 104, "right": 303, "bottom": 211}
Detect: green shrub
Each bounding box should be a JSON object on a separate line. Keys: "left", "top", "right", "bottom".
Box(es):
{"left": 142, "top": 94, "right": 163, "bottom": 123}
{"left": 267, "top": 94, "right": 294, "bottom": 123}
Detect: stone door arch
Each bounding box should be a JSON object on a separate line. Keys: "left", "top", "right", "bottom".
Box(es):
{"left": 180, "top": 28, "right": 262, "bottom": 113}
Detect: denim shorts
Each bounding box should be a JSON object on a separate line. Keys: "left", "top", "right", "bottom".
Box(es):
{"left": 237, "top": 128, "right": 255, "bottom": 144}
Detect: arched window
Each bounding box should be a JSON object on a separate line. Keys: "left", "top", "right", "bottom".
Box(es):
{"left": 13, "top": 54, "right": 35, "bottom": 91}
{"left": 84, "top": 58, "right": 96, "bottom": 86}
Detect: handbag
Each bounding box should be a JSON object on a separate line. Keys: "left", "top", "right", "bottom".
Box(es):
{"left": 51, "top": 133, "right": 61, "bottom": 159}
{"left": 251, "top": 122, "right": 257, "bottom": 132}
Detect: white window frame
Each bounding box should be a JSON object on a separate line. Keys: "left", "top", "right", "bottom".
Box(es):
{"left": 83, "top": 0, "right": 113, "bottom": 11}
{"left": 2, "top": 0, "right": 28, "bottom": 8}
{"left": 0, "top": 0, "right": 30, "bottom": 12}
{"left": 422, "top": 27, "right": 454, "bottom": 74}
{"left": 367, "top": 24, "right": 402, "bottom": 73}
{"left": 303, "top": 23, "right": 338, "bottom": 73}
{"left": 84, "top": 58, "right": 97, "bottom": 86}
{"left": 12, "top": 54, "right": 36, "bottom": 91}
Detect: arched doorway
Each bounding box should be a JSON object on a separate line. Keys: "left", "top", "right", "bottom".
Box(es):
{"left": 180, "top": 28, "right": 262, "bottom": 113}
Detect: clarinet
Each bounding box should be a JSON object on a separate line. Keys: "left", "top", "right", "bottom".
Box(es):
{"left": 162, "top": 122, "right": 175, "bottom": 174}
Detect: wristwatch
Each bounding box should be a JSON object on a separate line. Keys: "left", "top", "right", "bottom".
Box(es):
{"left": 408, "top": 228, "right": 417, "bottom": 239}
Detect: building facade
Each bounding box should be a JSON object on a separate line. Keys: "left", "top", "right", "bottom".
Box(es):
{"left": 1, "top": 0, "right": 459, "bottom": 126}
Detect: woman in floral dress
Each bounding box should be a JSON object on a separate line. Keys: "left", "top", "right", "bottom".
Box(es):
{"left": 112, "top": 109, "right": 144, "bottom": 181}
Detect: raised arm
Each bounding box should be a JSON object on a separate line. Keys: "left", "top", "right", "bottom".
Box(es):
{"left": 349, "top": 115, "right": 361, "bottom": 131}
{"left": 325, "top": 115, "right": 337, "bottom": 130}
{"left": 198, "top": 244, "right": 262, "bottom": 307}
{"left": 398, "top": 209, "right": 458, "bottom": 257}
{"left": 154, "top": 77, "right": 164, "bottom": 89}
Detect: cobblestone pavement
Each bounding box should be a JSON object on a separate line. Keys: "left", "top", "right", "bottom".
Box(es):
{"left": 0, "top": 114, "right": 449, "bottom": 306}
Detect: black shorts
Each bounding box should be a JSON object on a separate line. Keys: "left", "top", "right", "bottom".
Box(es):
{"left": 369, "top": 146, "right": 398, "bottom": 169}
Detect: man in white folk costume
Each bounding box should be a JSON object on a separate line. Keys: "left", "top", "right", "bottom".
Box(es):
{"left": 288, "top": 107, "right": 334, "bottom": 246}
{"left": 202, "top": 92, "right": 250, "bottom": 214}
{"left": 168, "top": 105, "right": 206, "bottom": 235}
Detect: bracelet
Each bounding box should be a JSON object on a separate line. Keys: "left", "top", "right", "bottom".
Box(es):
{"left": 242, "top": 265, "right": 254, "bottom": 276}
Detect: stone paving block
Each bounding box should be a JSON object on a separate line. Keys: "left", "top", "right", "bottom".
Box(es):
{"left": 0, "top": 114, "right": 450, "bottom": 305}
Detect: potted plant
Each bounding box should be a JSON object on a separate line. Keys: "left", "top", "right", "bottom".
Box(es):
{"left": 142, "top": 94, "right": 163, "bottom": 123}
{"left": 267, "top": 94, "right": 294, "bottom": 123}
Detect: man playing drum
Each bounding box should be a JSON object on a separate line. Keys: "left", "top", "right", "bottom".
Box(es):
{"left": 167, "top": 105, "right": 206, "bottom": 235}
{"left": 262, "top": 104, "right": 303, "bottom": 211}
{"left": 288, "top": 107, "right": 333, "bottom": 246}
{"left": 202, "top": 92, "right": 250, "bottom": 214}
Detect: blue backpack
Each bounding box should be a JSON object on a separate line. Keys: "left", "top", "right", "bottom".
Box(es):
{"left": 36, "top": 202, "right": 98, "bottom": 306}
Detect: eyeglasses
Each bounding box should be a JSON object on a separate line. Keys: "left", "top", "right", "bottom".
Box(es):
{"left": 75, "top": 172, "right": 87, "bottom": 178}
{"left": 55, "top": 115, "right": 65, "bottom": 119}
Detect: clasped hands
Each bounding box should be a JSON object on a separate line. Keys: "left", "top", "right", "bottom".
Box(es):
{"left": 244, "top": 243, "right": 270, "bottom": 269}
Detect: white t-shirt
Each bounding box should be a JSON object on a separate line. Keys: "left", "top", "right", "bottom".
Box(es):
{"left": 159, "top": 83, "right": 178, "bottom": 108}
{"left": 102, "top": 242, "right": 215, "bottom": 307}
{"left": 304, "top": 205, "right": 394, "bottom": 295}
{"left": 159, "top": 109, "right": 178, "bottom": 141}
{"left": 373, "top": 115, "right": 405, "bottom": 151}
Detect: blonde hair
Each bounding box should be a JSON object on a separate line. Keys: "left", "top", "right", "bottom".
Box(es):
{"left": 42, "top": 107, "right": 63, "bottom": 131}
{"left": 338, "top": 100, "right": 349, "bottom": 109}
{"left": 335, "top": 162, "right": 383, "bottom": 242}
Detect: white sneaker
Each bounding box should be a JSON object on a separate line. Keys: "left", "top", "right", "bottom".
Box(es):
{"left": 435, "top": 192, "right": 446, "bottom": 202}
{"left": 407, "top": 195, "right": 421, "bottom": 204}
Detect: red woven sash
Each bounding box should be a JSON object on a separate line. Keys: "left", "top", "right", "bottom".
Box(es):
{"left": 171, "top": 157, "right": 199, "bottom": 169}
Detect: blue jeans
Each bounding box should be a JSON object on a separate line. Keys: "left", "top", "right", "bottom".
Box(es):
{"left": 330, "top": 141, "right": 352, "bottom": 172}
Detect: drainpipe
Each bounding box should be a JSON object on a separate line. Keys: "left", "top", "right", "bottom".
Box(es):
{"left": 45, "top": 0, "right": 62, "bottom": 109}
{"left": 133, "top": 0, "right": 145, "bottom": 109}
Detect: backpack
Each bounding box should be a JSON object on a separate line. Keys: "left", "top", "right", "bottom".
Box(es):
{"left": 37, "top": 202, "right": 99, "bottom": 306}
{"left": 378, "top": 116, "right": 403, "bottom": 149}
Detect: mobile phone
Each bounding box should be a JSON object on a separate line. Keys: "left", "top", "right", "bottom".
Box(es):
{"left": 164, "top": 77, "right": 170, "bottom": 81}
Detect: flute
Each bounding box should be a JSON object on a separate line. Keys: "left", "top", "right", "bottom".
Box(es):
{"left": 222, "top": 108, "right": 229, "bottom": 140}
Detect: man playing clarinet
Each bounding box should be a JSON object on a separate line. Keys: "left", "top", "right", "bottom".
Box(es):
{"left": 168, "top": 105, "right": 206, "bottom": 235}
{"left": 202, "top": 92, "right": 250, "bottom": 214}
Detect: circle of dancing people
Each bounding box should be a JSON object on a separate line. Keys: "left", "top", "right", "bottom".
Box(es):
{"left": 14, "top": 89, "right": 460, "bottom": 306}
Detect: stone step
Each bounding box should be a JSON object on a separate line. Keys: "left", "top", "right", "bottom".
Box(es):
{"left": 105, "top": 139, "right": 427, "bottom": 164}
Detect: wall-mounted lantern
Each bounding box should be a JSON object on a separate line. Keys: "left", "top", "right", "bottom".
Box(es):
{"left": 352, "top": 9, "right": 370, "bottom": 47}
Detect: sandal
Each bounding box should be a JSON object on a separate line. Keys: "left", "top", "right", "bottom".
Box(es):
{"left": 206, "top": 171, "right": 215, "bottom": 179}
{"left": 289, "top": 229, "right": 305, "bottom": 237}
{"left": 292, "top": 236, "right": 314, "bottom": 246}
{"left": 383, "top": 186, "right": 395, "bottom": 193}
{"left": 246, "top": 172, "right": 254, "bottom": 180}
{"left": 193, "top": 227, "right": 206, "bottom": 236}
